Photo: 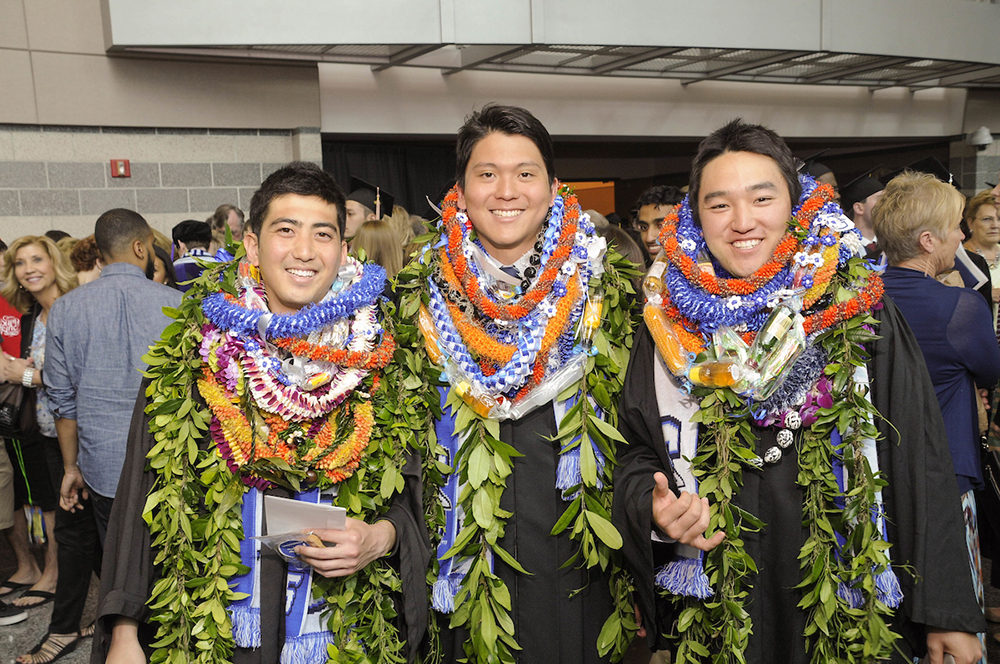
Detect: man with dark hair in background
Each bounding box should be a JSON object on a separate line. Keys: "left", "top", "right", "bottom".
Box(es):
{"left": 171, "top": 219, "right": 217, "bottom": 292}
{"left": 840, "top": 174, "right": 884, "bottom": 254}
{"left": 18, "top": 209, "right": 180, "bottom": 662}
{"left": 632, "top": 185, "right": 684, "bottom": 259}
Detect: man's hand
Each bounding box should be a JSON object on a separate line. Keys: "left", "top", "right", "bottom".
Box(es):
{"left": 652, "top": 472, "right": 725, "bottom": 552}
{"left": 107, "top": 618, "right": 146, "bottom": 664}
{"left": 60, "top": 466, "right": 88, "bottom": 512}
{"left": 296, "top": 518, "right": 396, "bottom": 578}
{"left": 925, "top": 628, "right": 982, "bottom": 664}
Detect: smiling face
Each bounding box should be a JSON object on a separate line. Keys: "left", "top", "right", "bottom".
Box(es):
{"left": 13, "top": 242, "right": 58, "bottom": 300}
{"left": 242, "top": 194, "right": 347, "bottom": 314}
{"left": 968, "top": 203, "right": 1000, "bottom": 249}
{"left": 636, "top": 204, "right": 672, "bottom": 256}
{"left": 457, "top": 131, "right": 558, "bottom": 265}
{"left": 697, "top": 151, "right": 793, "bottom": 278}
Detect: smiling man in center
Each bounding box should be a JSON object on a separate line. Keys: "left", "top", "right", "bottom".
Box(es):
{"left": 404, "top": 104, "right": 638, "bottom": 663}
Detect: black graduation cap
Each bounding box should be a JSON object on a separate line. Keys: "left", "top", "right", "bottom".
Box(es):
{"left": 987, "top": 182, "right": 997, "bottom": 189}
{"left": 347, "top": 176, "right": 394, "bottom": 219}
{"left": 883, "top": 157, "right": 954, "bottom": 186}
{"left": 797, "top": 149, "right": 832, "bottom": 177}
{"left": 840, "top": 168, "right": 885, "bottom": 212}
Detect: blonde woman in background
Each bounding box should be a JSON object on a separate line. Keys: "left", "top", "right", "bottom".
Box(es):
{"left": 354, "top": 219, "right": 404, "bottom": 279}
{"left": 0, "top": 236, "right": 77, "bottom": 615}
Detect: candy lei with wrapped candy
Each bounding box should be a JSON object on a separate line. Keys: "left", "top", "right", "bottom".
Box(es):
{"left": 644, "top": 177, "right": 900, "bottom": 664}
{"left": 412, "top": 184, "right": 640, "bottom": 664}
{"left": 141, "top": 252, "right": 418, "bottom": 664}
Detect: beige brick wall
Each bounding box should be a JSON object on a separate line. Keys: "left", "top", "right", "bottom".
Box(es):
{"left": 0, "top": 125, "right": 322, "bottom": 240}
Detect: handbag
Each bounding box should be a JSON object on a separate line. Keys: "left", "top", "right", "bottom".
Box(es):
{"left": 0, "top": 379, "right": 36, "bottom": 438}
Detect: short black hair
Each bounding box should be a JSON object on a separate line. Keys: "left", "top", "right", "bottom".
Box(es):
{"left": 456, "top": 104, "right": 555, "bottom": 187}
{"left": 248, "top": 162, "right": 347, "bottom": 239}
{"left": 94, "top": 209, "right": 151, "bottom": 259}
{"left": 635, "top": 185, "right": 684, "bottom": 212}
{"left": 153, "top": 244, "right": 178, "bottom": 289}
{"left": 172, "top": 219, "right": 213, "bottom": 250}
{"left": 45, "top": 230, "right": 70, "bottom": 243}
{"left": 689, "top": 119, "right": 801, "bottom": 225}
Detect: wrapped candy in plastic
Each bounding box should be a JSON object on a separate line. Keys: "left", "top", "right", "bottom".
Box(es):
{"left": 642, "top": 251, "right": 670, "bottom": 305}
{"left": 451, "top": 375, "right": 499, "bottom": 419}
{"left": 579, "top": 287, "right": 604, "bottom": 348}
{"left": 712, "top": 326, "right": 749, "bottom": 364}
{"left": 643, "top": 304, "right": 691, "bottom": 376}
{"left": 738, "top": 303, "right": 806, "bottom": 400}
{"left": 688, "top": 360, "right": 743, "bottom": 388}
{"left": 417, "top": 304, "right": 445, "bottom": 366}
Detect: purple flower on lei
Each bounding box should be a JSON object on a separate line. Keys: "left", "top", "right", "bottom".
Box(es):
{"left": 799, "top": 376, "right": 834, "bottom": 427}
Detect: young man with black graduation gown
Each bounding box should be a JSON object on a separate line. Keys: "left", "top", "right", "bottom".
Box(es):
{"left": 411, "top": 105, "right": 636, "bottom": 664}
{"left": 613, "top": 120, "right": 985, "bottom": 664}
{"left": 93, "top": 162, "right": 430, "bottom": 664}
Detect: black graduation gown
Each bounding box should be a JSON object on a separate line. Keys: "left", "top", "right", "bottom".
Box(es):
{"left": 438, "top": 403, "right": 615, "bottom": 664}
{"left": 613, "top": 296, "right": 986, "bottom": 664}
{"left": 91, "top": 378, "right": 431, "bottom": 664}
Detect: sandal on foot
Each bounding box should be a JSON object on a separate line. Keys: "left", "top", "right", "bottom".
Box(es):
{"left": 14, "top": 590, "right": 54, "bottom": 608}
{"left": 0, "top": 580, "right": 31, "bottom": 596}
{"left": 16, "top": 633, "right": 80, "bottom": 664}
{"left": 79, "top": 623, "right": 95, "bottom": 638}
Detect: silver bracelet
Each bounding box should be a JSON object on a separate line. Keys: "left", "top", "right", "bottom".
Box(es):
{"left": 21, "top": 368, "right": 34, "bottom": 387}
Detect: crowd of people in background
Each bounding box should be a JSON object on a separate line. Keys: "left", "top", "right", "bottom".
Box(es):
{"left": 0, "top": 128, "right": 999, "bottom": 664}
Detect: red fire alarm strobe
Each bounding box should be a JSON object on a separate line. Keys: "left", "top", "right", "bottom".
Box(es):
{"left": 110, "top": 159, "right": 130, "bottom": 178}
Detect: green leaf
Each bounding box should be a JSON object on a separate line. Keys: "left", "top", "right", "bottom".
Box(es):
{"left": 588, "top": 413, "right": 626, "bottom": 444}
{"left": 584, "top": 510, "right": 623, "bottom": 549}
{"left": 492, "top": 544, "right": 530, "bottom": 575}
{"left": 472, "top": 486, "right": 493, "bottom": 529}
{"left": 468, "top": 444, "right": 490, "bottom": 489}
{"left": 550, "top": 497, "right": 581, "bottom": 535}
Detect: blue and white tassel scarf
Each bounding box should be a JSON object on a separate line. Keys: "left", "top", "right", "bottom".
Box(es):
{"left": 229, "top": 487, "right": 339, "bottom": 663}
{"left": 650, "top": 356, "right": 902, "bottom": 607}
{"left": 430, "top": 385, "right": 607, "bottom": 613}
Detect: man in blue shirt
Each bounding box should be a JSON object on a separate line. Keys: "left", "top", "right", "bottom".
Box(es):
{"left": 24, "top": 209, "right": 180, "bottom": 663}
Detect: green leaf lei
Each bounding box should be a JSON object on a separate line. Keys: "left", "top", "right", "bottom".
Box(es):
{"left": 671, "top": 256, "right": 899, "bottom": 664}
{"left": 141, "top": 247, "right": 438, "bottom": 664}
{"left": 397, "top": 234, "right": 642, "bottom": 664}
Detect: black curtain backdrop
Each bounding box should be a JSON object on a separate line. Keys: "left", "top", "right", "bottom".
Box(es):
{"left": 323, "top": 139, "right": 456, "bottom": 219}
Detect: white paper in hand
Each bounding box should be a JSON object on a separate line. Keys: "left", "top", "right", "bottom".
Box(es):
{"left": 264, "top": 495, "right": 347, "bottom": 534}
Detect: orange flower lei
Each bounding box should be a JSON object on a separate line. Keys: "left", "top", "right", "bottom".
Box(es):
{"left": 429, "top": 183, "right": 589, "bottom": 404}
{"left": 198, "top": 368, "right": 373, "bottom": 485}
{"left": 656, "top": 183, "right": 831, "bottom": 297}
{"left": 439, "top": 185, "right": 580, "bottom": 322}
{"left": 271, "top": 331, "right": 397, "bottom": 370}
